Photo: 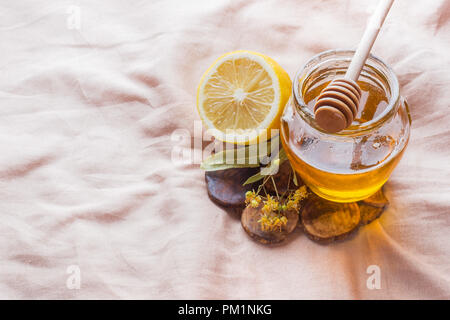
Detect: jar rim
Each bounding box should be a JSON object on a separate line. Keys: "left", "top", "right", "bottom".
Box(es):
{"left": 293, "top": 49, "right": 400, "bottom": 136}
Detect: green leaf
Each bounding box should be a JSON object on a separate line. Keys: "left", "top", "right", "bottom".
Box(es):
{"left": 202, "top": 147, "right": 259, "bottom": 166}
{"left": 243, "top": 172, "right": 265, "bottom": 185}
{"left": 200, "top": 138, "right": 278, "bottom": 171}
{"left": 200, "top": 136, "right": 287, "bottom": 173}
{"left": 200, "top": 148, "right": 261, "bottom": 171}
{"left": 260, "top": 155, "right": 286, "bottom": 176}
{"left": 243, "top": 147, "right": 289, "bottom": 185}
{"left": 201, "top": 162, "right": 260, "bottom": 171}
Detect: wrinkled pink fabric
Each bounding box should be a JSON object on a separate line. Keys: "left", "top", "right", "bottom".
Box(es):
{"left": 0, "top": 0, "right": 449, "bottom": 299}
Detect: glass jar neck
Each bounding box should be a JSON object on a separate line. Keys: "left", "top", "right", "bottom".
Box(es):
{"left": 293, "top": 49, "right": 400, "bottom": 137}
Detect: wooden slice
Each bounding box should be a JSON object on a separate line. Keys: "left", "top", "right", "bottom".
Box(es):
{"left": 361, "top": 188, "right": 389, "bottom": 208}
{"left": 301, "top": 195, "right": 361, "bottom": 243}
{"left": 205, "top": 167, "right": 260, "bottom": 208}
{"left": 241, "top": 204, "right": 299, "bottom": 244}
{"left": 359, "top": 203, "right": 385, "bottom": 225}
{"left": 358, "top": 188, "right": 389, "bottom": 225}
{"left": 264, "top": 161, "right": 300, "bottom": 195}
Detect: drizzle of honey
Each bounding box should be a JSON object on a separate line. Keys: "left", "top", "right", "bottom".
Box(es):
{"left": 281, "top": 80, "right": 406, "bottom": 202}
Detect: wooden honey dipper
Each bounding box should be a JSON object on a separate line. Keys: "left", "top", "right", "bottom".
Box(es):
{"left": 314, "top": 0, "right": 395, "bottom": 133}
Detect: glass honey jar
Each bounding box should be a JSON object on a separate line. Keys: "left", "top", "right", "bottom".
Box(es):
{"left": 281, "top": 50, "right": 411, "bottom": 203}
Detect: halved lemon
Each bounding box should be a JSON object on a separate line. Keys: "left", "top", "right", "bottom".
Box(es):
{"left": 197, "top": 50, "right": 292, "bottom": 145}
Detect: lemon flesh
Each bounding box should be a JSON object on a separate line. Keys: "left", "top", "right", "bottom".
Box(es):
{"left": 197, "top": 51, "right": 291, "bottom": 145}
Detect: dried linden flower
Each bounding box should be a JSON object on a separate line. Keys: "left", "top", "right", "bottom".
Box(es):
{"left": 258, "top": 213, "right": 289, "bottom": 232}
{"left": 243, "top": 170, "right": 309, "bottom": 234}
{"left": 250, "top": 199, "right": 260, "bottom": 208}
{"left": 245, "top": 190, "right": 262, "bottom": 208}
{"left": 262, "top": 195, "right": 279, "bottom": 214}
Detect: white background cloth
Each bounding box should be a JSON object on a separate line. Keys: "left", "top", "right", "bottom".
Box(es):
{"left": 0, "top": 0, "right": 449, "bottom": 299}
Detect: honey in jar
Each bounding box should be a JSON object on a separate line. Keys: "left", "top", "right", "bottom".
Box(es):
{"left": 280, "top": 50, "right": 411, "bottom": 203}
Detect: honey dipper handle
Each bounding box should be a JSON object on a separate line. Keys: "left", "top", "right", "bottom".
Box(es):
{"left": 345, "top": 0, "right": 395, "bottom": 81}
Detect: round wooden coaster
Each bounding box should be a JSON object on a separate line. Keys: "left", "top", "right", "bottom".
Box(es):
{"left": 360, "top": 188, "right": 389, "bottom": 208}
{"left": 359, "top": 204, "right": 385, "bottom": 225}
{"left": 205, "top": 167, "right": 260, "bottom": 208}
{"left": 358, "top": 188, "right": 389, "bottom": 225}
{"left": 301, "top": 195, "right": 361, "bottom": 243}
{"left": 241, "top": 204, "right": 299, "bottom": 244}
